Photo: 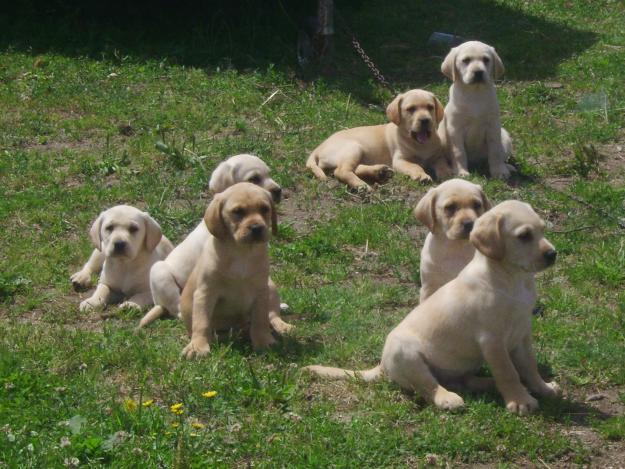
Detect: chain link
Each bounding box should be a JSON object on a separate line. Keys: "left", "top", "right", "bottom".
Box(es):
{"left": 350, "top": 36, "right": 392, "bottom": 90}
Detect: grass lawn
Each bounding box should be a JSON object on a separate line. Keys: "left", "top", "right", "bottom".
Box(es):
{"left": 1, "top": 0, "right": 625, "bottom": 466}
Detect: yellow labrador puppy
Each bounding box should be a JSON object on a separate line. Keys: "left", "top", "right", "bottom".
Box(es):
{"left": 305, "top": 200, "right": 560, "bottom": 415}
{"left": 138, "top": 154, "right": 293, "bottom": 335}
{"left": 440, "top": 41, "right": 514, "bottom": 179}
{"left": 75, "top": 205, "right": 173, "bottom": 311}
{"left": 180, "top": 183, "right": 278, "bottom": 359}
{"left": 415, "top": 179, "right": 490, "bottom": 302}
{"left": 307, "top": 89, "right": 450, "bottom": 190}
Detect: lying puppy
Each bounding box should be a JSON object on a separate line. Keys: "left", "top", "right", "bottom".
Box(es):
{"left": 305, "top": 200, "right": 560, "bottom": 415}
{"left": 415, "top": 179, "right": 490, "bottom": 302}
{"left": 180, "top": 183, "right": 277, "bottom": 358}
{"left": 440, "top": 41, "right": 513, "bottom": 179}
{"left": 138, "top": 154, "right": 292, "bottom": 334}
{"left": 307, "top": 89, "right": 450, "bottom": 191}
{"left": 74, "top": 205, "right": 173, "bottom": 311}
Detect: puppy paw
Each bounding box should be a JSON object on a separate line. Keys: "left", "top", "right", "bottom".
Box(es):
{"left": 270, "top": 317, "right": 295, "bottom": 335}
{"left": 375, "top": 165, "right": 394, "bottom": 183}
{"left": 412, "top": 173, "right": 433, "bottom": 184}
{"left": 490, "top": 164, "right": 511, "bottom": 180}
{"left": 536, "top": 381, "right": 561, "bottom": 398}
{"left": 79, "top": 299, "right": 97, "bottom": 312}
{"left": 251, "top": 330, "right": 277, "bottom": 349}
{"left": 456, "top": 168, "right": 470, "bottom": 178}
{"left": 71, "top": 270, "right": 92, "bottom": 290}
{"left": 433, "top": 388, "right": 465, "bottom": 411}
{"left": 505, "top": 394, "right": 539, "bottom": 415}
{"left": 353, "top": 183, "right": 373, "bottom": 193}
{"left": 181, "top": 339, "right": 211, "bottom": 359}
{"left": 119, "top": 301, "right": 142, "bottom": 310}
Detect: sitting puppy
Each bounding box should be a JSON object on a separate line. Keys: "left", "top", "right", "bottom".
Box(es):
{"left": 415, "top": 179, "right": 490, "bottom": 302}
{"left": 74, "top": 205, "right": 173, "bottom": 311}
{"left": 307, "top": 89, "right": 450, "bottom": 191}
{"left": 138, "top": 154, "right": 293, "bottom": 335}
{"left": 440, "top": 41, "right": 514, "bottom": 179}
{"left": 305, "top": 200, "right": 560, "bottom": 415}
{"left": 180, "top": 183, "right": 277, "bottom": 358}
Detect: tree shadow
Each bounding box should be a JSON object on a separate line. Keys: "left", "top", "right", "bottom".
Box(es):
{"left": 0, "top": 0, "right": 597, "bottom": 102}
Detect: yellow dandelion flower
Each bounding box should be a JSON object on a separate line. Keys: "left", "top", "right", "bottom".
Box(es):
{"left": 191, "top": 422, "right": 205, "bottom": 429}
{"left": 190, "top": 433, "right": 199, "bottom": 437}
{"left": 124, "top": 398, "right": 137, "bottom": 412}
{"left": 202, "top": 391, "right": 217, "bottom": 398}
{"left": 171, "top": 423, "right": 180, "bottom": 428}
{"left": 170, "top": 403, "right": 184, "bottom": 415}
{"left": 142, "top": 399, "right": 154, "bottom": 408}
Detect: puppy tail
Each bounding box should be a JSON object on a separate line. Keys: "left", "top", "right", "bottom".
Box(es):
{"left": 306, "top": 152, "right": 327, "bottom": 180}
{"left": 302, "top": 364, "right": 384, "bottom": 383}
{"left": 137, "top": 305, "right": 166, "bottom": 329}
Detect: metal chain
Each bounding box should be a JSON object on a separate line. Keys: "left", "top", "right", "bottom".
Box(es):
{"left": 350, "top": 36, "right": 393, "bottom": 91}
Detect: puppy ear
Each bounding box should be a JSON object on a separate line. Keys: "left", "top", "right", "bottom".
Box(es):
{"left": 386, "top": 93, "right": 403, "bottom": 125}
{"left": 204, "top": 194, "right": 229, "bottom": 240}
{"left": 490, "top": 47, "right": 505, "bottom": 79}
{"left": 433, "top": 95, "right": 445, "bottom": 123}
{"left": 441, "top": 47, "right": 458, "bottom": 80}
{"left": 470, "top": 211, "right": 504, "bottom": 260}
{"left": 142, "top": 212, "right": 163, "bottom": 252}
{"left": 478, "top": 186, "right": 492, "bottom": 211}
{"left": 414, "top": 187, "right": 437, "bottom": 232}
{"left": 89, "top": 212, "right": 104, "bottom": 250}
{"left": 208, "top": 161, "right": 234, "bottom": 194}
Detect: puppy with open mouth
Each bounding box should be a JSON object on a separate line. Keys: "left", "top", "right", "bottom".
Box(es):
{"left": 415, "top": 179, "right": 491, "bottom": 302}
{"left": 179, "top": 183, "right": 279, "bottom": 359}
{"left": 307, "top": 89, "right": 451, "bottom": 191}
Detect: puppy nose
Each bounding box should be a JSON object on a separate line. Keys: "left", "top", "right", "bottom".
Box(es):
{"left": 543, "top": 249, "right": 557, "bottom": 264}
{"left": 270, "top": 187, "right": 282, "bottom": 203}
{"left": 462, "top": 220, "right": 474, "bottom": 233}
{"left": 473, "top": 70, "right": 484, "bottom": 81}
{"left": 419, "top": 117, "right": 431, "bottom": 126}
{"left": 113, "top": 240, "right": 126, "bottom": 252}
{"left": 250, "top": 224, "right": 265, "bottom": 237}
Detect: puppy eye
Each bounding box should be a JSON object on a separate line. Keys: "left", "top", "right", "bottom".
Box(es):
{"left": 406, "top": 106, "right": 417, "bottom": 113}
{"left": 248, "top": 175, "right": 261, "bottom": 184}
{"left": 128, "top": 225, "right": 139, "bottom": 234}
{"left": 260, "top": 205, "right": 270, "bottom": 215}
{"left": 105, "top": 225, "right": 114, "bottom": 232}
{"left": 462, "top": 57, "right": 471, "bottom": 64}
{"left": 483, "top": 56, "right": 490, "bottom": 64}
{"left": 473, "top": 201, "right": 482, "bottom": 210}
{"left": 427, "top": 104, "right": 434, "bottom": 111}
{"left": 445, "top": 203, "right": 457, "bottom": 214}
{"left": 518, "top": 231, "right": 533, "bottom": 242}
{"left": 232, "top": 207, "right": 245, "bottom": 217}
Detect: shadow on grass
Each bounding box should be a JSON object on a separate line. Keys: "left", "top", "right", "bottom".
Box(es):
{"left": 0, "top": 0, "right": 598, "bottom": 101}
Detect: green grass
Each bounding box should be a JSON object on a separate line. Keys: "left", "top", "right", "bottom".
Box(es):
{"left": 1, "top": 0, "right": 625, "bottom": 466}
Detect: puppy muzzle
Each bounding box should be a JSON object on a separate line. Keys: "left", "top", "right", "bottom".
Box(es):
{"left": 543, "top": 249, "right": 557, "bottom": 266}
{"left": 270, "top": 187, "right": 282, "bottom": 204}
{"left": 410, "top": 128, "right": 431, "bottom": 144}
{"left": 246, "top": 224, "right": 268, "bottom": 242}
{"left": 471, "top": 70, "right": 485, "bottom": 83}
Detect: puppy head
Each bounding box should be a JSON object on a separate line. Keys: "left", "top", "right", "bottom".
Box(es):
{"left": 441, "top": 41, "right": 504, "bottom": 85}
{"left": 209, "top": 153, "right": 282, "bottom": 203}
{"left": 470, "top": 200, "right": 556, "bottom": 272}
{"left": 387, "top": 89, "right": 444, "bottom": 145}
{"left": 90, "top": 205, "right": 163, "bottom": 259}
{"left": 204, "top": 182, "right": 277, "bottom": 244}
{"left": 414, "top": 179, "right": 490, "bottom": 239}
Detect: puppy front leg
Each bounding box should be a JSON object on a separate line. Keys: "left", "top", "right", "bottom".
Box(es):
{"left": 182, "top": 285, "right": 217, "bottom": 359}
{"left": 80, "top": 283, "right": 113, "bottom": 311}
{"left": 486, "top": 124, "right": 511, "bottom": 179}
{"left": 481, "top": 339, "right": 539, "bottom": 415}
{"left": 249, "top": 287, "right": 276, "bottom": 349}
{"left": 511, "top": 335, "right": 561, "bottom": 398}
{"left": 448, "top": 133, "right": 470, "bottom": 177}
{"left": 267, "top": 278, "right": 294, "bottom": 335}
{"left": 392, "top": 157, "right": 432, "bottom": 183}
{"left": 71, "top": 249, "right": 105, "bottom": 290}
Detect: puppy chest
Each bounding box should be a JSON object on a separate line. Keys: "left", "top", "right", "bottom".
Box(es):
{"left": 212, "top": 283, "right": 261, "bottom": 318}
